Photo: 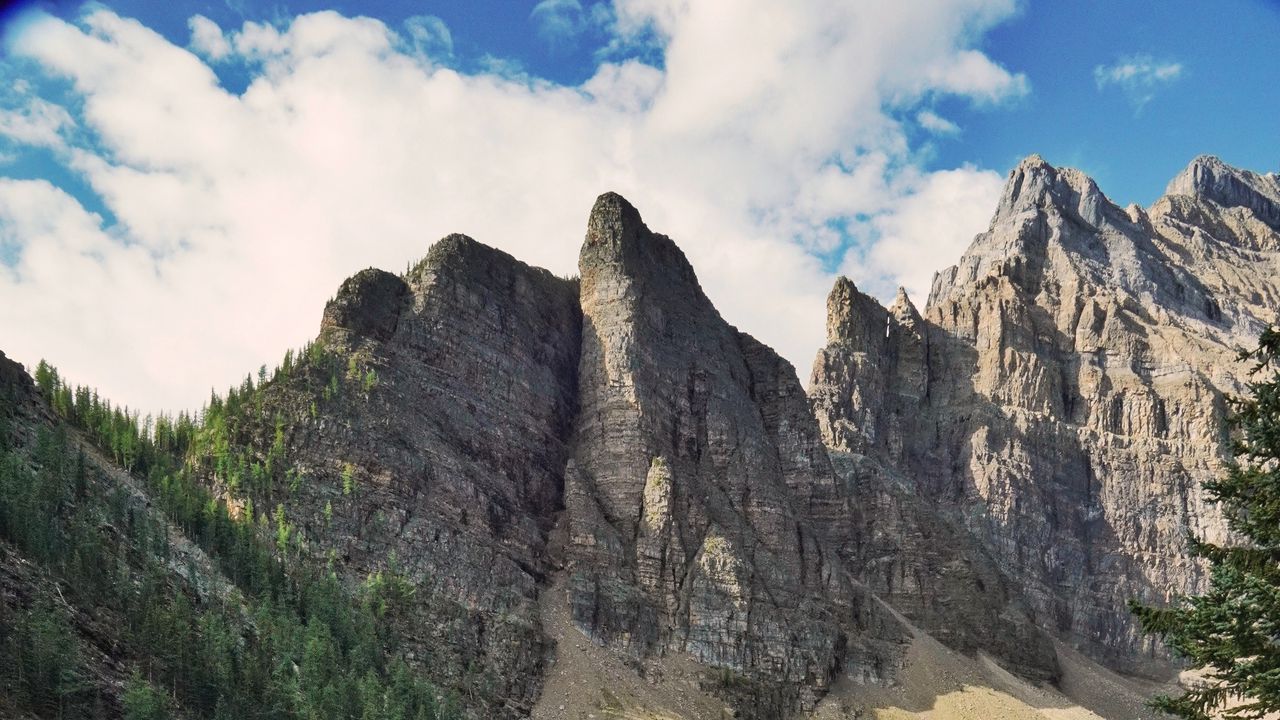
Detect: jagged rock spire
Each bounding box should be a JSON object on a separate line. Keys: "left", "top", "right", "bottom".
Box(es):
{"left": 569, "top": 191, "right": 905, "bottom": 710}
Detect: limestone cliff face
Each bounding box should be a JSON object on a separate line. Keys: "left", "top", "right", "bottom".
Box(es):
{"left": 812, "top": 154, "right": 1280, "bottom": 675}
{"left": 237, "top": 234, "right": 583, "bottom": 716}
{"left": 564, "top": 193, "right": 904, "bottom": 715}
{"left": 809, "top": 281, "right": 1059, "bottom": 682}
{"left": 236, "top": 201, "right": 910, "bottom": 719}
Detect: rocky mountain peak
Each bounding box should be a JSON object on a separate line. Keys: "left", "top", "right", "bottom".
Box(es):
{"left": 895, "top": 152, "right": 1280, "bottom": 679}
{"left": 585, "top": 191, "right": 643, "bottom": 247}
{"left": 1164, "top": 154, "right": 1280, "bottom": 229}
{"left": 580, "top": 191, "right": 703, "bottom": 300}
{"left": 825, "top": 276, "right": 891, "bottom": 348}
{"left": 994, "top": 154, "right": 1113, "bottom": 229}
{"left": 568, "top": 192, "right": 911, "bottom": 713}
{"left": 417, "top": 231, "right": 563, "bottom": 287}
{"left": 887, "top": 286, "right": 922, "bottom": 328}
{"left": 320, "top": 267, "right": 409, "bottom": 344}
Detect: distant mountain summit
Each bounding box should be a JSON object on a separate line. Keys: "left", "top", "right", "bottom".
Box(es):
{"left": 3, "top": 154, "right": 1278, "bottom": 719}
{"left": 1164, "top": 154, "right": 1280, "bottom": 229}
{"left": 816, "top": 153, "right": 1280, "bottom": 680}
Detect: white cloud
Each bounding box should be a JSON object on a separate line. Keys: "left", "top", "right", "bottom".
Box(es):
{"left": 1094, "top": 54, "right": 1183, "bottom": 112}
{"left": 0, "top": 97, "right": 74, "bottom": 149}
{"left": 403, "top": 15, "right": 453, "bottom": 60}
{"left": 530, "top": 0, "right": 614, "bottom": 50}
{"left": 917, "top": 109, "right": 959, "bottom": 135}
{"left": 188, "top": 15, "right": 231, "bottom": 61}
{"left": 921, "top": 49, "right": 1029, "bottom": 104}
{"left": 0, "top": 3, "right": 1026, "bottom": 411}
{"left": 849, "top": 165, "right": 1006, "bottom": 304}
{"left": 531, "top": 0, "right": 586, "bottom": 46}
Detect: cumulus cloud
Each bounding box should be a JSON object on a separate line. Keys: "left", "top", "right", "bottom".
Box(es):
{"left": 1094, "top": 54, "right": 1183, "bottom": 112}
{"left": 0, "top": 96, "right": 74, "bottom": 149}
{"left": 0, "top": 2, "right": 1025, "bottom": 411}
{"left": 851, "top": 166, "right": 1006, "bottom": 303}
{"left": 188, "top": 15, "right": 231, "bottom": 61}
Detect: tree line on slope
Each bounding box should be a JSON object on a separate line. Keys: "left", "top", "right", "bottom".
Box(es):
{"left": 1, "top": 352, "right": 453, "bottom": 720}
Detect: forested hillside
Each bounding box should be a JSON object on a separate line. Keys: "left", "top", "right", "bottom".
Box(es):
{"left": 0, "top": 350, "right": 456, "bottom": 719}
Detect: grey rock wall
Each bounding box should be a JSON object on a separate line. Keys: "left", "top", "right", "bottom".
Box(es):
{"left": 811, "top": 154, "right": 1280, "bottom": 677}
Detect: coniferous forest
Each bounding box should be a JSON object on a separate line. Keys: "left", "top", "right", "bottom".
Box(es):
{"left": 1, "top": 352, "right": 455, "bottom": 720}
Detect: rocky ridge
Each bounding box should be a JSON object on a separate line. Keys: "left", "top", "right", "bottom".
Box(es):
{"left": 189, "top": 154, "right": 1280, "bottom": 716}
{"left": 4, "top": 154, "right": 1276, "bottom": 719}
{"left": 564, "top": 193, "right": 905, "bottom": 714}
{"left": 811, "top": 153, "right": 1280, "bottom": 677}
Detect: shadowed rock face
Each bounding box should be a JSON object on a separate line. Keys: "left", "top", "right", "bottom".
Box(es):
{"left": 230, "top": 233, "right": 582, "bottom": 716}
{"left": 810, "top": 281, "right": 1060, "bottom": 682}
{"left": 811, "top": 154, "right": 1280, "bottom": 677}
{"left": 321, "top": 267, "right": 409, "bottom": 343}
{"left": 565, "top": 192, "right": 905, "bottom": 716}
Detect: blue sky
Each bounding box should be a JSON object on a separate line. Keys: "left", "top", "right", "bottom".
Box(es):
{"left": 8, "top": 0, "right": 1276, "bottom": 206}
{"left": 939, "top": 0, "right": 1280, "bottom": 206}
{"left": 0, "top": 0, "right": 1277, "bottom": 411}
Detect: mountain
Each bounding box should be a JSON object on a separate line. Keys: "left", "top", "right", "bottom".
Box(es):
{"left": 2, "top": 153, "right": 1277, "bottom": 719}
{"left": 812, "top": 153, "right": 1280, "bottom": 677}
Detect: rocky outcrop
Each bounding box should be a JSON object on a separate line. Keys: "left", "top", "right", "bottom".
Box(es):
{"left": 320, "top": 267, "right": 409, "bottom": 343}
{"left": 1165, "top": 154, "right": 1280, "bottom": 230}
{"left": 232, "top": 234, "right": 582, "bottom": 716}
{"left": 564, "top": 193, "right": 905, "bottom": 716}
{"left": 809, "top": 281, "right": 1059, "bottom": 682}
{"left": 812, "top": 154, "right": 1280, "bottom": 677}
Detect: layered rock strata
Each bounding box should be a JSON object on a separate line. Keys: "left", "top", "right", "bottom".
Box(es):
{"left": 811, "top": 154, "right": 1280, "bottom": 676}
{"left": 243, "top": 235, "right": 583, "bottom": 715}
{"left": 564, "top": 193, "right": 905, "bottom": 716}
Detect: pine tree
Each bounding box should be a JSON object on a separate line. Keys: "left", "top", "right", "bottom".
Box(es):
{"left": 1132, "top": 327, "right": 1280, "bottom": 719}
{"left": 122, "top": 672, "right": 170, "bottom": 720}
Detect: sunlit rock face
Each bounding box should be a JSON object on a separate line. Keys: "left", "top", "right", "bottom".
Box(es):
{"left": 811, "top": 154, "right": 1280, "bottom": 676}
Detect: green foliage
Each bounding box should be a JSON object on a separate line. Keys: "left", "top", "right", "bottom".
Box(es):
{"left": 122, "top": 673, "right": 170, "bottom": 720}
{"left": 2, "top": 360, "right": 459, "bottom": 720}
{"left": 1132, "top": 327, "right": 1280, "bottom": 719}
{"left": 274, "top": 503, "right": 291, "bottom": 553}
{"left": 2, "top": 598, "right": 87, "bottom": 716}
{"left": 342, "top": 463, "right": 356, "bottom": 497}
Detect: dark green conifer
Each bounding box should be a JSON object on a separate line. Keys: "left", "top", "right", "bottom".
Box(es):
{"left": 1133, "top": 327, "right": 1280, "bottom": 719}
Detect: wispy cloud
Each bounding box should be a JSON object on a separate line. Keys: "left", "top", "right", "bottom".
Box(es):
{"left": 0, "top": 97, "right": 74, "bottom": 149}
{"left": 403, "top": 15, "right": 453, "bottom": 60}
{"left": 917, "top": 109, "right": 959, "bottom": 135}
{"left": 1094, "top": 54, "right": 1183, "bottom": 113}
{"left": 530, "top": 0, "right": 612, "bottom": 50}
